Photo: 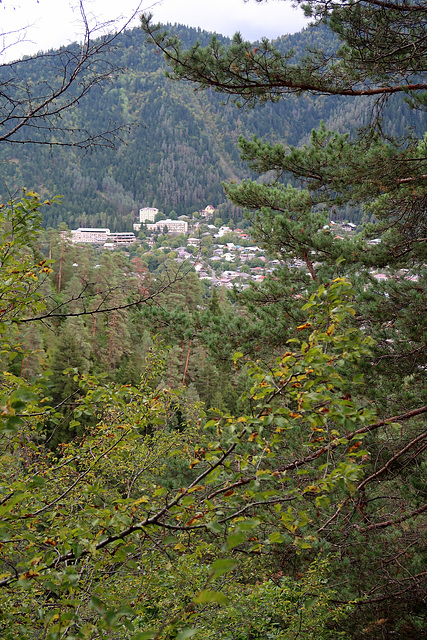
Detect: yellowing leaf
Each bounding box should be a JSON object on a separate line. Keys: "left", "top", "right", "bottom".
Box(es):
{"left": 187, "top": 485, "right": 205, "bottom": 493}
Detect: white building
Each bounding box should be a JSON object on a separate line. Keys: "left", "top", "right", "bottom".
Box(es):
{"left": 199, "top": 205, "right": 215, "bottom": 218}
{"left": 70, "top": 228, "right": 136, "bottom": 246}
{"left": 215, "top": 226, "right": 232, "bottom": 238}
{"left": 109, "top": 232, "right": 136, "bottom": 245}
{"left": 139, "top": 207, "right": 159, "bottom": 223}
{"left": 71, "top": 228, "right": 110, "bottom": 244}
{"left": 146, "top": 219, "right": 188, "bottom": 234}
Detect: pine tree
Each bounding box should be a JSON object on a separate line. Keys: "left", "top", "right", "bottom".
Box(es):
{"left": 143, "top": 4, "right": 427, "bottom": 636}
{"left": 142, "top": 1, "right": 427, "bottom": 105}
{"left": 143, "top": 2, "right": 427, "bottom": 405}
{"left": 208, "top": 287, "right": 221, "bottom": 316}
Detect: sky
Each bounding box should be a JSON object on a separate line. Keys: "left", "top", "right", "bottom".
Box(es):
{"left": 1, "top": 0, "right": 308, "bottom": 61}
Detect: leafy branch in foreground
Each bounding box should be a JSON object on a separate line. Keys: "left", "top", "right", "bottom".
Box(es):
{"left": 2, "top": 260, "right": 425, "bottom": 638}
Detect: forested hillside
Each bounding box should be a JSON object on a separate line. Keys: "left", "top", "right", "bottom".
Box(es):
{"left": 0, "top": 23, "right": 423, "bottom": 230}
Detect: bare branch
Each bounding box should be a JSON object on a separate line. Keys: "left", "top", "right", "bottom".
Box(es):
{"left": 0, "top": 1, "right": 145, "bottom": 148}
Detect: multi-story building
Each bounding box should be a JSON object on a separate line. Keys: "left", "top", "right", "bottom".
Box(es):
{"left": 109, "top": 232, "right": 136, "bottom": 245}
{"left": 146, "top": 219, "right": 188, "bottom": 234}
{"left": 139, "top": 207, "right": 159, "bottom": 223}
{"left": 70, "top": 228, "right": 110, "bottom": 243}
{"left": 70, "top": 228, "right": 136, "bottom": 245}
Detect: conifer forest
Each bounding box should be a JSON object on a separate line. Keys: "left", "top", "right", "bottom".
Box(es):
{"left": 0, "top": 1, "right": 426, "bottom": 639}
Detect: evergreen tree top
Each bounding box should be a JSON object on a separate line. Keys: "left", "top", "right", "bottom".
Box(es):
{"left": 142, "top": 1, "right": 427, "bottom": 107}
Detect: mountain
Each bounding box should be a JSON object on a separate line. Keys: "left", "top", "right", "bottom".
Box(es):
{"left": 0, "top": 23, "right": 424, "bottom": 230}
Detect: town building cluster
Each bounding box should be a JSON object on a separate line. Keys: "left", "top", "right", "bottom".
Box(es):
{"left": 64, "top": 209, "right": 367, "bottom": 288}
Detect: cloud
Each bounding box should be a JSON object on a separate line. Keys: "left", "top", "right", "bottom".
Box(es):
{"left": 151, "top": 0, "right": 307, "bottom": 40}
{"left": 1, "top": 0, "right": 308, "bottom": 62}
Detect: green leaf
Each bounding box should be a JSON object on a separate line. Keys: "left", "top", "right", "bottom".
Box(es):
{"left": 226, "top": 532, "right": 246, "bottom": 549}
{"left": 105, "top": 609, "right": 119, "bottom": 627}
{"left": 9, "top": 388, "right": 38, "bottom": 406}
{"left": 193, "top": 590, "right": 229, "bottom": 605}
{"left": 315, "top": 495, "right": 331, "bottom": 509}
{"left": 90, "top": 595, "right": 105, "bottom": 614}
{"left": 211, "top": 558, "right": 237, "bottom": 578}
{"left": 206, "top": 521, "right": 223, "bottom": 534}
{"left": 71, "top": 542, "right": 83, "bottom": 560}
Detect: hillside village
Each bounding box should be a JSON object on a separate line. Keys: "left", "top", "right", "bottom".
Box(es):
{"left": 64, "top": 205, "right": 363, "bottom": 289}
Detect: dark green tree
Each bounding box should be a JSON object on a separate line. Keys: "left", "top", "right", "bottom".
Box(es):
{"left": 143, "top": 0, "right": 427, "bottom": 406}
{"left": 208, "top": 287, "right": 221, "bottom": 316}
{"left": 142, "top": 1, "right": 427, "bottom": 105}
{"left": 143, "top": 3, "right": 427, "bottom": 637}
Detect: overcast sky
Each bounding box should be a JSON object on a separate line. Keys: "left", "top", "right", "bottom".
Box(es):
{"left": 1, "top": 0, "right": 308, "bottom": 61}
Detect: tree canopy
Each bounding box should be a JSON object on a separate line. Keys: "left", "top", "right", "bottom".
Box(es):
{"left": 5, "top": 193, "right": 423, "bottom": 639}
{"left": 141, "top": 2, "right": 427, "bottom": 636}
{"left": 0, "top": 1, "right": 426, "bottom": 638}
{"left": 142, "top": 0, "right": 427, "bottom": 105}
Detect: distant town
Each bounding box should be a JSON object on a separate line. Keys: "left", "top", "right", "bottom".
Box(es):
{"left": 61, "top": 205, "right": 397, "bottom": 289}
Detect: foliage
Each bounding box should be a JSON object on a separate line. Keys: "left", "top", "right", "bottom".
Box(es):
{"left": 193, "top": 559, "right": 351, "bottom": 640}
{"left": 0, "top": 2, "right": 426, "bottom": 635}
{"left": 0, "top": 190, "right": 55, "bottom": 324}
{"left": 0, "top": 195, "right": 390, "bottom": 638}
{"left": 142, "top": 3, "right": 427, "bottom": 637}
{"left": 223, "top": 125, "right": 427, "bottom": 402}
{"left": 142, "top": 2, "right": 427, "bottom": 104}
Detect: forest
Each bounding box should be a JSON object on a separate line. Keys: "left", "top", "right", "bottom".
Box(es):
{"left": 0, "top": 1, "right": 426, "bottom": 639}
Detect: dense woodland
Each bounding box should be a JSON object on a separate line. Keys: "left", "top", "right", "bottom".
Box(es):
{"left": 0, "top": 1, "right": 426, "bottom": 639}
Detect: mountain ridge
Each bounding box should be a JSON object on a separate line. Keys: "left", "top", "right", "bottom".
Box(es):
{"left": 0, "top": 22, "right": 424, "bottom": 230}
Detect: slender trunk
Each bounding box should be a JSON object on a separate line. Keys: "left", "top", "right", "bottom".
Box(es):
{"left": 302, "top": 250, "right": 318, "bottom": 282}
{"left": 182, "top": 339, "right": 192, "bottom": 385}
{"left": 58, "top": 241, "right": 64, "bottom": 293}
